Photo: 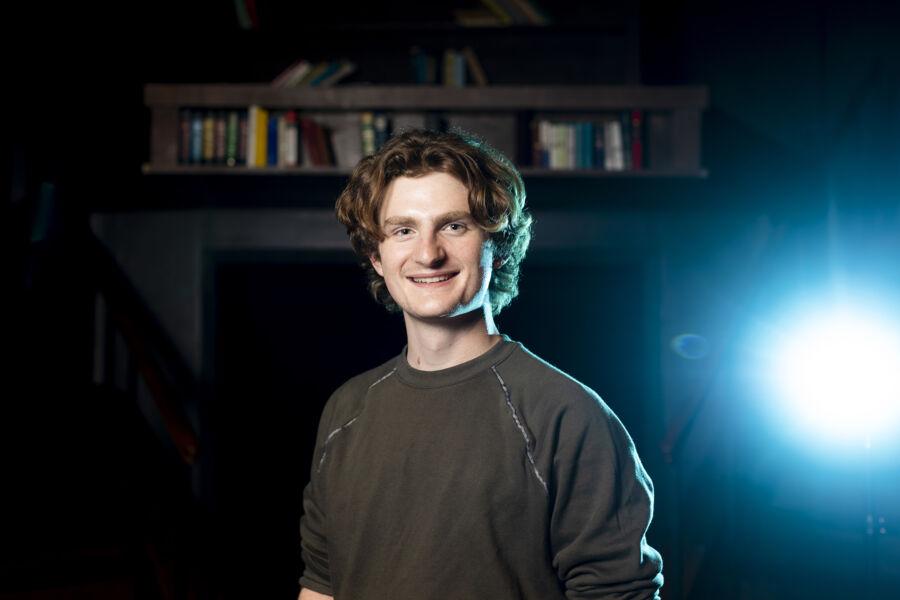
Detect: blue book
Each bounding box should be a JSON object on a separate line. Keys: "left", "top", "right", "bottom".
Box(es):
{"left": 267, "top": 112, "right": 279, "bottom": 166}
{"left": 190, "top": 110, "right": 203, "bottom": 164}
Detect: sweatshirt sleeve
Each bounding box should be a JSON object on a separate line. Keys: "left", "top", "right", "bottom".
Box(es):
{"left": 298, "top": 400, "right": 335, "bottom": 596}
{"left": 547, "top": 394, "right": 664, "bottom": 599}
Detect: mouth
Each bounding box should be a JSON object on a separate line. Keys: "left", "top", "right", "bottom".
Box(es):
{"left": 407, "top": 272, "right": 459, "bottom": 285}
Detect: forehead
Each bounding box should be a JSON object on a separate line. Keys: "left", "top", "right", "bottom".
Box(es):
{"left": 379, "top": 172, "right": 470, "bottom": 221}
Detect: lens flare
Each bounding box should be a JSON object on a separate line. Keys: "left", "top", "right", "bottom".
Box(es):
{"left": 770, "top": 308, "right": 900, "bottom": 447}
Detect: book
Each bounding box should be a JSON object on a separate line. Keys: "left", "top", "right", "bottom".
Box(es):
{"left": 593, "top": 121, "right": 605, "bottom": 168}
{"left": 178, "top": 109, "right": 191, "bottom": 164}
{"left": 373, "top": 113, "right": 389, "bottom": 150}
{"left": 410, "top": 47, "right": 438, "bottom": 84}
{"left": 462, "top": 47, "right": 489, "bottom": 86}
{"left": 620, "top": 110, "right": 632, "bottom": 170}
{"left": 190, "top": 109, "right": 202, "bottom": 163}
{"left": 281, "top": 110, "right": 299, "bottom": 167}
{"left": 603, "top": 118, "right": 624, "bottom": 171}
{"left": 360, "top": 112, "right": 376, "bottom": 156}
{"left": 630, "top": 110, "right": 643, "bottom": 170}
{"left": 316, "top": 60, "right": 357, "bottom": 87}
{"left": 492, "top": 0, "right": 532, "bottom": 24}
{"left": 300, "top": 118, "right": 335, "bottom": 166}
{"left": 225, "top": 110, "right": 239, "bottom": 166}
{"left": 478, "top": 0, "right": 514, "bottom": 25}
{"left": 308, "top": 61, "right": 341, "bottom": 87}
{"left": 255, "top": 107, "right": 269, "bottom": 167}
{"left": 246, "top": 105, "right": 259, "bottom": 167}
{"left": 507, "top": 0, "right": 550, "bottom": 25}
{"left": 271, "top": 58, "right": 311, "bottom": 88}
{"left": 442, "top": 49, "right": 465, "bottom": 87}
{"left": 267, "top": 111, "right": 280, "bottom": 166}
{"left": 237, "top": 111, "right": 248, "bottom": 165}
{"left": 214, "top": 111, "right": 227, "bottom": 164}
{"left": 299, "top": 118, "right": 321, "bottom": 165}
{"left": 202, "top": 111, "right": 215, "bottom": 163}
{"left": 305, "top": 112, "right": 363, "bottom": 168}
{"left": 299, "top": 61, "right": 330, "bottom": 86}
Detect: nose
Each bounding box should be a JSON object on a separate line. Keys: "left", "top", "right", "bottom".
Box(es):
{"left": 414, "top": 231, "right": 446, "bottom": 267}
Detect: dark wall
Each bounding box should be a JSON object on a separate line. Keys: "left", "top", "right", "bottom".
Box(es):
{"left": 5, "top": 1, "right": 900, "bottom": 599}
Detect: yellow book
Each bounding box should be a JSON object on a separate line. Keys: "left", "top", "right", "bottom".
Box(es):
{"left": 256, "top": 107, "right": 269, "bottom": 167}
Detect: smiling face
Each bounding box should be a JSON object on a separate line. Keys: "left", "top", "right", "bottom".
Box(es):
{"left": 370, "top": 172, "right": 494, "bottom": 325}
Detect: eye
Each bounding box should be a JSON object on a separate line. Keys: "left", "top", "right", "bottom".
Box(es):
{"left": 393, "top": 227, "right": 413, "bottom": 237}
{"left": 445, "top": 222, "right": 467, "bottom": 233}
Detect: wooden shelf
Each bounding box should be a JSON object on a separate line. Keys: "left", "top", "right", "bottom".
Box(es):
{"left": 145, "top": 83, "right": 708, "bottom": 179}
{"left": 142, "top": 164, "right": 707, "bottom": 179}
{"left": 145, "top": 84, "right": 708, "bottom": 111}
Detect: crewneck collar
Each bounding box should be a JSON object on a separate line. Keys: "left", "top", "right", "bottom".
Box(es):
{"left": 394, "top": 335, "right": 518, "bottom": 389}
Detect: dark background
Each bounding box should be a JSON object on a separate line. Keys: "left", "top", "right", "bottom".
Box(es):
{"left": 4, "top": 1, "right": 900, "bottom": 599}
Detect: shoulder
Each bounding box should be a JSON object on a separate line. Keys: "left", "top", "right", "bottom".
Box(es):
{"left": 495, "top": 343, "right": 613, "bottom": 417}
{"left": 318, "top": 355, "right": 399, "bottom": 433}
{"left": 494, "top": 343, "right": 631, "bottom": 447}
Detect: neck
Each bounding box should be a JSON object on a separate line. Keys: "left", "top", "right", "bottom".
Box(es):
{"left": 403, "top": 305, "right": 501, "bottom": 371}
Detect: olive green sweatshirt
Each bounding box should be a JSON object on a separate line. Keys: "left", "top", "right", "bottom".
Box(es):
{"left": 300, "top": 337, "right": 663, "bottom": 599}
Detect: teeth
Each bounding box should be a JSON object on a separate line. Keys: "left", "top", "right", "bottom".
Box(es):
{"left": 412, "top": 275, "right": 452, "bottom": 283}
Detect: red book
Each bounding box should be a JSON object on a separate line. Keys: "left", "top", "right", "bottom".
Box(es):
{"left": 630, "top": 110, "right": 644, "bottom": 170}
{"left": 300, "top": 118, "right": 322, "bottom": 165}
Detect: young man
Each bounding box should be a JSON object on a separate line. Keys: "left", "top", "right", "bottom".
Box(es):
{"left": 299, "top": 130, "right": 663, "bottom": 599}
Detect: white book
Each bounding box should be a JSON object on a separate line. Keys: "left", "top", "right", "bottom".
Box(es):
{"left": 246, "top": 105, "right": 259, "bottom": 167}
{"left": 604, "top": 119, "right": 624, "bottom": 171}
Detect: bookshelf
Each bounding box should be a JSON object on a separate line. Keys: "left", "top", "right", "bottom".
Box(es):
{"left": 144, "top": 84, "right": 708, "bottom": 178}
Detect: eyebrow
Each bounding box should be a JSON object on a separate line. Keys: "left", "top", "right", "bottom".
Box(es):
{"left": 382, "top": 211, "right": 473, "bottom": 229}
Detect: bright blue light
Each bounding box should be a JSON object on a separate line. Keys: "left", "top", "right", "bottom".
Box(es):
{"left": 765, "top": 304, "right": 900, "bottom": 450}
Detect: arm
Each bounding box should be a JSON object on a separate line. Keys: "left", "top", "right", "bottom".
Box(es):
{"left": 298, "top": 589, "right": 333, "bottom": 600}
{"left": 548, "top": 397, "right": 664, "bottom": 599}
{"left": 299, "top": 401, "right": 336, "bottom": 598}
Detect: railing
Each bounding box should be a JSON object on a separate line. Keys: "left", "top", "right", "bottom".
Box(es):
{"left": 87, "top": 233, "right": 199, "bottom": 466}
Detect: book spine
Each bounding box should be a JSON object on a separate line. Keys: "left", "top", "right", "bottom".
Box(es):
{"left": 190, "top": 110, "right": 203, "bottom": 164}
{"left": 456, "top": 51, "right": 466, "bottom": 87}
{"left": 540, "top": 121, "right": 550, "bottom": 167}
{"left": 594, "top": 121, "right": 605, "bottom": 169}
{"left": 373, "top": 113, "right": 389, "bottom": 150}
{"left": 604, "top": 119, "right": 624, "bottom": 171}
{"left": 256, "top": 108, "right": 269, "bottom": 167}
{"left": 360, "top": 111, "right": 376, "bottom": 156}
{"left": 630, "top": 109, "right": 644, "bottom": 170}
{"left": 267, "top": 111, "right": 279, "bottom": 166}
{"left": 478, "top": 0, "right": 514, "bottom": 24}
{"left": 300, "top": 118, "right": 321, "bottom": 165}
{"left": 225, "top": 110, "right": 239, "bottom": 167}
{"left": 238, "top": 111, "right": 248, "bottom": 165}
{"left": 214, "top": 111, "right": 227, "bottom": 164}
{"left": 443, "top": 49, "right": 455, "bottom": 86}
{"left": 283, "top": 110, "right": 298, "bottom": 167}
{"left": 178, "top": 109, "right": 191, "bottom": 164}
{"left": 202, "top": 111, "right": 215, "bottom": 163}
{"left": 246, "top": 106, "right": 258, "bottom": 167}
{"left": 585, "top": 122, "right": 595, "bottom": 169}
{"left": 621, "top": 110, "right": 632, "bottom": 170}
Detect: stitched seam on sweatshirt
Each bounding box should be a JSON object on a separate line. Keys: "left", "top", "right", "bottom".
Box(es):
{"left": 317, "top": 368, "right": 396, "bottom": 472}
{"left": 368, "top": 368, "right": 396, "bottom": 390}
{"left": 491, "top": 366, "right": 549, "bottom": 495}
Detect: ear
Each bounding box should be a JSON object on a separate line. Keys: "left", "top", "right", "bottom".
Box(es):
{"left": 370, "top": 253, "right": 384, "bottom": 277}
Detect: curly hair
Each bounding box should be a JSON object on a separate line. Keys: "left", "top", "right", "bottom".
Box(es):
{"left": 335, "top": 128, "right": 532, "bottom": 315}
